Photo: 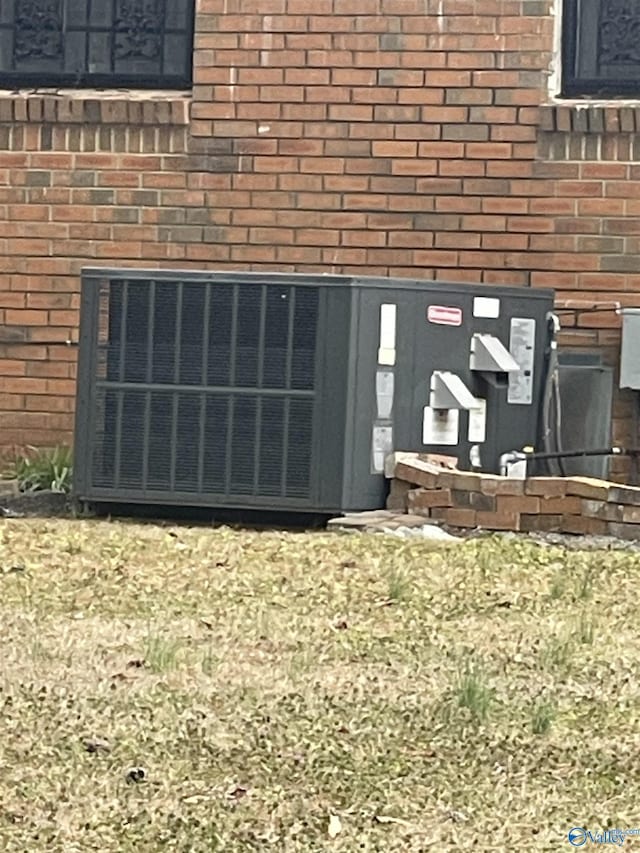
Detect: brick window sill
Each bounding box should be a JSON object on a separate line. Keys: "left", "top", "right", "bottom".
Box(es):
{"left": 540, "top": 102, "right": 640, "bottom": 133}
{"left": 0, "top": 89, "right": 191, "bottom": 126}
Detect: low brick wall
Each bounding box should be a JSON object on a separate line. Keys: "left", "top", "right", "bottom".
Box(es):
{"left": 387, "top": 456, "right": 640, "bottom": 540}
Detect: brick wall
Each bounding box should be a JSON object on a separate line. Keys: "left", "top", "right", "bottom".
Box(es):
{"left": 1, "top": 0, "right": 638, "bottom": 470}
{"left": 0, "top": 93, "right": 192, "bottom": 448}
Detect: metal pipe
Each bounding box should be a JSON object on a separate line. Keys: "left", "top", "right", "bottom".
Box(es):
{"left": 522, "top": 447, "right": 625, "bottom": 461}
{"left": 541, "top": 311, "right": 563, "bottom": 476}
{"left": 498, "top": 446, "right": 634, "bottom": 477}
{"left": 499, "top": 450, "right": 526, "bottom": 477}
{"left": 498, "top": 447, "right": 640, "bottom": 477}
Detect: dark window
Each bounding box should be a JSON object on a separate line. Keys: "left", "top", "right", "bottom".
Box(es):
{"left": 563, "top": 0, "right": 640, "bottom": 96}
{"left": 0, "top": 1, "right": 194, "bottom": 89}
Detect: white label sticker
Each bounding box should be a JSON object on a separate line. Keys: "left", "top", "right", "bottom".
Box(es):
{"left": 468, "top": 398, "right": 487, "bottom": 443}
{"left": 422, "top": 407, "right": 459, "bottom": 446}
{"left": 378, "top": 303, "right": 397, "bottom": 365}
{"left": 375, "top": 370, "right": 394, "bottom": 419}
{"left": 473, "top": 296, "right": 500, "bottom": 319}
{"left": 427, "top": 305, "right": 463, "bottom": 326}
{"left": 508, "top": 317, "right": 536, "bottom": 405}
{"left": 372, "top": 425, "right": 394, "bottom": 474}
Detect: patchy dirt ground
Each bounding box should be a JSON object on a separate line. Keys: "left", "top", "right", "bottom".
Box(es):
{"left": 1, "top": 517, "right": 639, "bottom": 851}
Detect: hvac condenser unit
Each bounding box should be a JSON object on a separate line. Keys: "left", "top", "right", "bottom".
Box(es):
{"left": 73, "top": 269, "right": 554, "bottom": 514}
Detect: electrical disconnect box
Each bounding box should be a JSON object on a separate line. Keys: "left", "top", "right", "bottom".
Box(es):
{"left": 74, "top": 269, "right": 554, "bottom": 514}
{"left": 620, "top": 308, "right": 640, "bottom": 390}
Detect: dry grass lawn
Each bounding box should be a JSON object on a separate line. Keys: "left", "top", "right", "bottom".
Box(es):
{"left": 1, "top": 517, "right": 640, "bottom": 851}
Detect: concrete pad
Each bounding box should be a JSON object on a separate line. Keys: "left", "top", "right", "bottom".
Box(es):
{"left": 327, "top": 510, "right": 397, "bottom": 530}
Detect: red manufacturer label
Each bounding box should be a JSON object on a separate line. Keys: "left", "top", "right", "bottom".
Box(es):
{"left": 427, "top": 305, "right": 463, "bottom": 326}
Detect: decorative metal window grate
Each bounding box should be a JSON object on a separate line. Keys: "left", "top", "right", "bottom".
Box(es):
{"left": 563, "top": 0, "right": 640, "bottom": 96}
{"left": 0, "top": 1, "right": 194, "bottom": 89}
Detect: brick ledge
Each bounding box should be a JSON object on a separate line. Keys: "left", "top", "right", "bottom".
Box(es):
{"left": 540, "top": 103, "right": 640, "bottom": 134}
{"left": 0, "top": 89, "right": 191, "bottom": 126}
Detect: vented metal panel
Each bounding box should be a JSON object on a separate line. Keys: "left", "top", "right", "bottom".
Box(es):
{"left": 558, "top": 355, "right": 614, "bottom": 479}
{"left": 90, "top": 278, "right": 318, "bottom": 501}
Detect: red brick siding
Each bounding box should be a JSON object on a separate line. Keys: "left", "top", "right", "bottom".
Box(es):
{"left": 0, "top": 0, "right": 637, "bottom": 468}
